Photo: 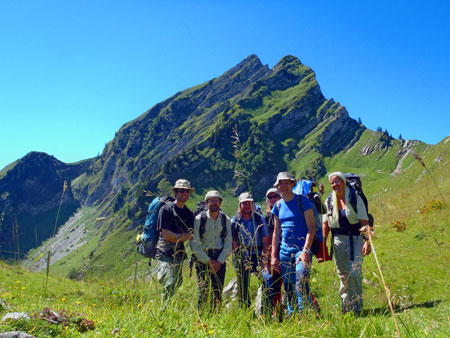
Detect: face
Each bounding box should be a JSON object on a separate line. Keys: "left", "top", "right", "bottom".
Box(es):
{"left": 266, "top": 193, "right": 280, "bottom": 208}
{"left": 174, "top": 188, "right": 191, "bottom": 202}
{"left": 206, "top": 197, "right": 221, "bottom": 212}
{"left": 329, "top": 176, "right": 345, "bottom": 192}
{"left": 277, "top": 179, "right": 295, "bottom": 194}
{"left": 240, "top": 200, "right": 253, "bottom": 215}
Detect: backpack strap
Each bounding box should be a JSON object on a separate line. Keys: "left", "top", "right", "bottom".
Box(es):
{"left": 254, "top": 212, "right": 264, "bottom": 247}
{"left": 199, "top": 211, "right": 207, "bottom": 239}
{"left": 219, "top": 212, "right": 227, "bottom": 245}
{"left": 346, "top": 184, "right": 358, "bottom": 214}
{"left": 297, "top": 195, "right": 304, "bottom": 214}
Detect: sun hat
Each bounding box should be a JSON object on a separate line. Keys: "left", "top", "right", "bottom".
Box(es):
{"left": 204, "top": 190, "right": 222, "bottom": 202}
{"left": 238, "top": 192, "right": 254, "bottom": 203}
{"left": 265, "top": 188, "right": 281, "bottom": 197}
{"left": 273, "top": 171, "right": 295, "bottom": 187}
{"left": 328, "top": 171, "right": 347, "bottom": 184}
{"left": 172, "top": 179, "right": 194, "bottom": 192}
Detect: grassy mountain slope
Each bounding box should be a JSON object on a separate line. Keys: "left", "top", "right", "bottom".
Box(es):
{"left": 1, "top": 181, "right": 448, "bottom": 336}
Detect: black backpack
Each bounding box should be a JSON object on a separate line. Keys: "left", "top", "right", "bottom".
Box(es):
{"left": 326, "top": 173, "right": 374, "bottom": 227}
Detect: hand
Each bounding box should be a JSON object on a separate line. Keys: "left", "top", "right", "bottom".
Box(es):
{"left": 296, "top": 251, "right": 311, "bottom": 269}
{"left": 362, "top": 240, "right": 371, "bottom": 256}
{"left": 271, "top": 256, "right": 281, "bottom": 274}
{"left": 209, "top": 260, "right": 221, "bottom": 273}
{"left": 232, "top": 240, "right": 238, "bottom": 251}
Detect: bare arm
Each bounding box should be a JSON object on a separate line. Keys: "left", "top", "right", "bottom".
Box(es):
{"left": 271, "top": 215, "right": 281, "bottom": 273}
{"left": 296, "top": 209, "right": 315, "bottom": 267}
{"left": 161, "top": 229, "right": 193, "bottom": 243}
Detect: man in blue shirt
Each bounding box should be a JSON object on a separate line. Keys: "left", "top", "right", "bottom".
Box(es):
{"left": 271, "top": 172, "right": 316, "bottom": 315}
{"left": 231, "top": 192, "right": 270, "bottom": 308}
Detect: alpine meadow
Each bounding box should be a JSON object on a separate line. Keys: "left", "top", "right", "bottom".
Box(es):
{"left": 0, "top": 55, "right": 449, "bottom": 337}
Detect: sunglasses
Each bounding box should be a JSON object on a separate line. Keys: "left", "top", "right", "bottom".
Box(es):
{"left": 267, "top": 194, "right": 279, "bottom": 199}
{"left": 175, "top": 189, "right": 191, "bottom": 194}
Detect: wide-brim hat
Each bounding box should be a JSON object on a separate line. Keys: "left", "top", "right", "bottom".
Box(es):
{"left": 171, "top": 179, "right": 195, "bottom": 192}
{"left": 273, "top": 171, "right": 295, "bottom": 187}
{"left": 239, "top": 192, "right": 254, "bottom": 203}
{"left": 205, "top": 190, "right": 222, "bottom": 202}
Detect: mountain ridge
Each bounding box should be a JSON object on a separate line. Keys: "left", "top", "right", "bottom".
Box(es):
{"left": 0, "top": 54, "right": 445, "bottom": 264}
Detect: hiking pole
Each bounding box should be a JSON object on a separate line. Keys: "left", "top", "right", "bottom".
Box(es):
{"left": 363, "top": 226, "right": 401, "bottom": 337}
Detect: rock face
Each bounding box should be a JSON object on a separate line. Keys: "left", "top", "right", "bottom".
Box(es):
{"left": 0, "top": 152, "right": 91, "bottom": 259}
{"left": 1, "top": 54, "right": 407, "bottom": 260}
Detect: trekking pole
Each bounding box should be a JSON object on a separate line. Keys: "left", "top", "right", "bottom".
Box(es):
{"left": 364, "top": 227, "right": 401, "bottom": 337}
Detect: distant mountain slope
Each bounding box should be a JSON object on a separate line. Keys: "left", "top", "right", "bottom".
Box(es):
{"left": 1, "top": 54, "right": 445, "bottom": 265}
{"left": 0, "top": 152, "right": 91, "bottom": 259}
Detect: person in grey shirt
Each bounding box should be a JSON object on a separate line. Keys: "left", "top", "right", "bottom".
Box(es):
{"left": 190, "top": 190, "right": 232, "bottom": 310}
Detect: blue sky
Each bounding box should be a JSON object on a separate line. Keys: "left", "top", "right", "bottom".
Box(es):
{"left": 1, "top": 0, "right": 449, "bottom": 170}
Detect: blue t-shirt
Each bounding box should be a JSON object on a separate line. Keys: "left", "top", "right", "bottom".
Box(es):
{"left": 271, "top": 194, "right": 312, "bottom": 254}
{"left": 231, "top": 214, "right": 269, "bottom": 249}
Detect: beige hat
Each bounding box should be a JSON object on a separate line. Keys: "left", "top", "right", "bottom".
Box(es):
{"left": 205, "top": 190, "right": 222, "bottom": 202}
{"left": 266, "top": 188, "right": 281, "bottom": 197}
{"left": 273, "top": 171, "right": 295, "bottom": 187}
{"left": 172, "top": 179, "right": 194, "bottom": 192}
{"left": 238, "top": 192, "right": 254, "bottom": 203}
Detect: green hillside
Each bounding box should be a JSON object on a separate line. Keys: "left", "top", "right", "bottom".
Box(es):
{"left": 1, "top": 174, "right": 448, "bottom": 336}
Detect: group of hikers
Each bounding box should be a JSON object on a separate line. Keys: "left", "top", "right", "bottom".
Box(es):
{"left": 147, "top": 170, "right": 373, "bottom": 319}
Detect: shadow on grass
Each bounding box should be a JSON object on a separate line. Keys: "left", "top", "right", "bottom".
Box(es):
{"left": 361, "top": 299, "right": 445, "bottom": 317}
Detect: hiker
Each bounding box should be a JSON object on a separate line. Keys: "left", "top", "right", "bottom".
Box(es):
{"left": 190, "top": 190, "right": 232, "bottom": 310}
{"left": 323, "top": 171, "right": 371, "bottom": 315}
{"left": 231, "top": 192, "right": 270, "bottom": 308}
{"left": 152, "top": 179, "right": 194, "bottom": 301}
{"left": 270, "top": 172, "right": 316, "bottom": 316}
{"left": 263, "top": 188, "right": 283, "bottom": 319}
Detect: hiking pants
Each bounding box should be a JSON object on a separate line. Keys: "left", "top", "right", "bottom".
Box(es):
{"left": 195, "top": 249, "right": 226, "bottom": 310}
{"left": 280, "top": 249, "right": 312, "bottom": 315}
{"left": 333, "top": 234, "right": 364, "bottom": 314}
{"left": 235, "top": 251, "right": 267, "bottom": 308}
{"left": 152, "top": 254, "right": 184, "bottom": 301}
{"left": 261, "top": 269, "right": 283, "bottom": 317}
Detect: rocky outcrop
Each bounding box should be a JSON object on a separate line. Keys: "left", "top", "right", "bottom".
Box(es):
{"left": 0, "top": 152, "right": 91, "bottom": 259}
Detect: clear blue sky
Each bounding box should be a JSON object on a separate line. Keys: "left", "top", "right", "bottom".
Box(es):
{"left": 1, "top": 0, "right": 449, "bottom": 170}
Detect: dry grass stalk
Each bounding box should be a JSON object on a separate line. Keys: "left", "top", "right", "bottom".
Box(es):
{"left": 410, "top": 151, "right": 447, "bottom": 204}
{"left": 363, "top": 227, "right": 401, "bottom": 337}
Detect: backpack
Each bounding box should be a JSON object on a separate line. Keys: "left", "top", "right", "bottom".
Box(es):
{"left": 136, "top": 195, "right": 174, "bottom": 259}
{"left": 326, "top": 173, "right": 374, "bottom": 227}
{"left": 193, "top": 200, "right": 228, "bottom": 244}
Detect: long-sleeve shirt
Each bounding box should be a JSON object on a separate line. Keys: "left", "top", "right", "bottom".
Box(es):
{"left": 190, "top": 211, "right": 232, "bottom": 264}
